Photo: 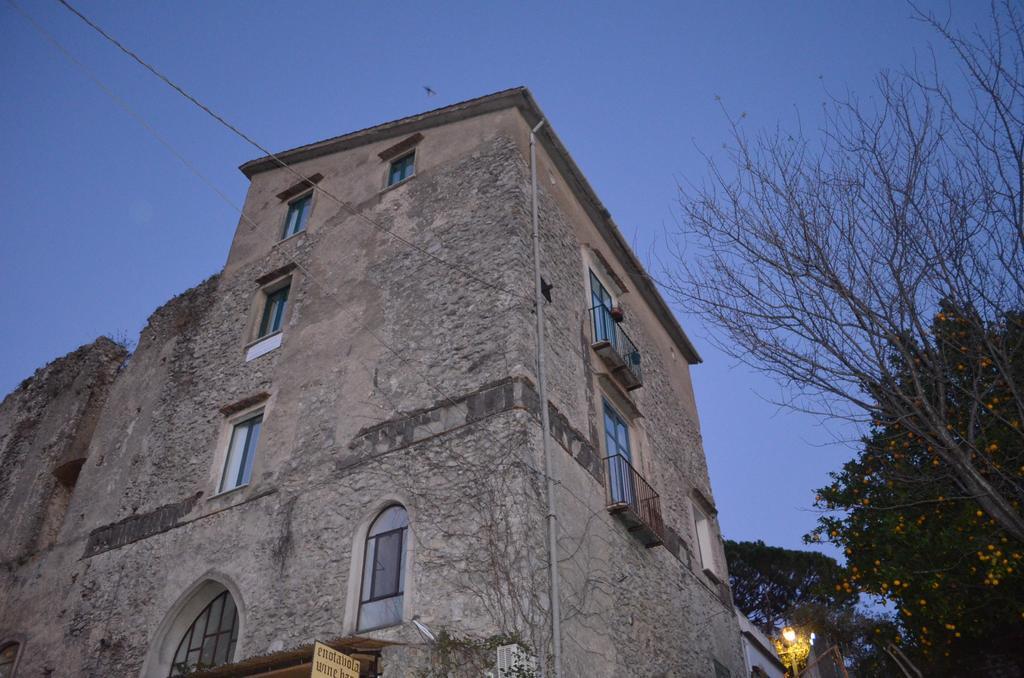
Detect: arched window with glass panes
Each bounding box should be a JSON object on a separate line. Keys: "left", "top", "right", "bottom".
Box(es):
{"left": 168, "top": 590, "right": 238, "bottom": 676}
{"left": 357, "top": 505, "right": 409, "bottom": 631}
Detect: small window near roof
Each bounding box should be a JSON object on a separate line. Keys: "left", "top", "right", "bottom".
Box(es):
{"left": 258, "top": 285, "right": 289, "bottom": 338}
{"left": 219, "top": 414, "right": 262, "bottom": 493}
{"left": 282, "top": 193, "right": 312, "bottom": 239}
{"left": 387, "top": 153, "right": 415, "bottom": 187}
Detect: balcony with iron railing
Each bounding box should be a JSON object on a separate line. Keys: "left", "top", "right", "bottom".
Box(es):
{"left": 589, "top": 305, "right": 642, "bottom": 390}
{"left": 604, "top": 454, "right": 665, "bottom": 548}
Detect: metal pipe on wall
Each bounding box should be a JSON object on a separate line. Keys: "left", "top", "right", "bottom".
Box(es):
{"left": 530, "top": 118, "right": 562, "bottom": 678}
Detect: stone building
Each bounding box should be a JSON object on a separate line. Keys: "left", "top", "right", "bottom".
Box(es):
{"left": 0, "top": 88, "right": 744, "bottom": 677}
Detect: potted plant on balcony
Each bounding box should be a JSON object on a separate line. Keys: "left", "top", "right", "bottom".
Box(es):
{"left": 609, "top": 306, "right": 625, "bottom": 322}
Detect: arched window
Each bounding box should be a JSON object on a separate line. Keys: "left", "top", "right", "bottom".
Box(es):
{"left": 0, "top": 643, "right": 20, "bottom": 678}
{"left": 168, "top": 590, "right": 238, "bottom": 676}
{"left": 358, "top": 505, "right": 409, "bottom": 631}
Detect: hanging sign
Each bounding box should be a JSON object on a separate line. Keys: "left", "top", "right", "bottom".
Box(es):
{"left": 311, "top": 641, "right": 360, "bottom": 678}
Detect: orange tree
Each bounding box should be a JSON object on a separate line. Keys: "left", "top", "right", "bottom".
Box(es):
{"left": 808, "top": 307, "right": 1024, "bottom": 675}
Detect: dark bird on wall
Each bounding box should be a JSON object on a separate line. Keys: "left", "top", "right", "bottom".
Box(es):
{"left": 541, "top": 278, "right": 554, "bottom": 303}
{"left": 424, "top": 86, "right": 437, "bottom": 97}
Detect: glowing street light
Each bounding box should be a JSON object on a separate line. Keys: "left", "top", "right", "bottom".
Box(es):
{"left": 777, "top": 626, "right": 811, "bottom": 678}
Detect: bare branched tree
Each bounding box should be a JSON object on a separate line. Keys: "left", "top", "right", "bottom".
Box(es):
{"left": 663, "top": 1, "right": 1024, "bottom": 540}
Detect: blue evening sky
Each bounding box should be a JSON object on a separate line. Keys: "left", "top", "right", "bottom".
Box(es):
{"left": 0, "top": 1, "right": 988, "bottom": 558}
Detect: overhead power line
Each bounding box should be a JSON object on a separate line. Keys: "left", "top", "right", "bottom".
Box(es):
{"left": 18, "top": 0, "right": 653, "bottom": 416}
{"left": 8, "top": 2, "right": 696, "bottom": 589}
{"left": 4, "top": 0, "right": 251, "bottom": 223}
{"left": 13, "top": 1, "right": 725, "bottom": 626}
{"left": 41, "top": 0, "right": 637, "bottom": 419}
{"left": 53, "top": 0, "right": 528, "bottom": 303}
{"left": 11, "top": 0, "right": 643, "bottom": 454}
{"left": 5, "top": 0, "right": 472, "bottom": 413}
{"left": 42, "top": 0, "right": 625, "bottom": 374}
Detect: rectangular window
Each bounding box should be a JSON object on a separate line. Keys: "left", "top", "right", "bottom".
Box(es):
{"left": 219, "top": 414, "right": 262, "bottom": 492}
{"left": 281, "top": 193, "right": 312, "bottom": 239}
{"left": 590, "top": 270, "right": 615, "bottom": 344}
{"left": 387, "top": 152, "right": 415, "bottom": 187}
{"left": 693, "top": 503, "right": 718, "bottom": 578}
{"left": 590, "top": 269, "right": 613, "bottom": 310}
{"left": 359, "top": 506, "right": 409, "bottom": 631}
{"left": 369, "top": 530, "right": 404, "bottom": 599}
{"left": 258, "top": 285, "right": 289, "bottom": 338}
{"left": 603, "top": 400, "right": 634, "bottom": 505}
{"left": 603, "top": 400, "right": 632, "bottom": 461}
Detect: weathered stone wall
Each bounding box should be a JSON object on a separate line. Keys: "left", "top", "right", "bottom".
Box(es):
{"left": 0, "top": 337, "right": 126, "bottom": 563}
{"left": 0, "top": 109, "right": 548, "bottom": 677}
{"left": 511, "top": 113, "right": 747, "bottom": 676}
{"left": 0, "top": 337, "right": 127, "bottom": 677}
{"left": 0, "top": 99, "right": 744, "bottom": 677}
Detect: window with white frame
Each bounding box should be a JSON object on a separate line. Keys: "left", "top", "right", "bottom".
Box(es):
{"left": 693, "top": 502, "right": 719, "bottom": 579}
{"left": 219, "top": 414, "right": 262, "bottom": 493}
{"left": 358, "top": 505, "right": 409, "bottom": 631}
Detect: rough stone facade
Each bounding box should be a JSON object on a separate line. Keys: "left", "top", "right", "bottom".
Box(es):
{"left": 0, "top": 89, "right": 744, "bottom": 677}
{"left": 0, "top": 338, "right": 127, "bottom": 564}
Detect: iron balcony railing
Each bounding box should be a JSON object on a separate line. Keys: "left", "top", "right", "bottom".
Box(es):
{"left": 589, "top": 305, "right": 642, "bottom": 388}
{"left": 604, "top": 454, "right": 665, "bottom": 547}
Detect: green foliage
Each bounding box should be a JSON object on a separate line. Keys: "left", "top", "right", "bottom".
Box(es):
{"left": 724, "top": 539, "right": 855, "bottom": 631}
{"left": 785, "top": 602, "right": 897, "bottom": 677}
{"left": 808, "top": 307, "right": 1024, "bottom": 675}
{"left": 724, "top": 540, "right": 892, "bottom": 676}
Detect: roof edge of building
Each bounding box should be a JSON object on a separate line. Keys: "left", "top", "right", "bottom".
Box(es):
{"left": 238, "top": 87, "right": 702, "bottom": 365}
{"left": 237, "top": 87, "right": 531, "bottom": 178}
{"left": 519, "top": 89, "right": 702, "bottom": 365}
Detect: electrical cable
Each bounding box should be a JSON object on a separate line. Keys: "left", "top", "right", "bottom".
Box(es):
{"left": 10, "top": 0, "right": 726, "bottom": 640}
{"left": 4, "top": 0, "right": 252, "bottom": 228}
{"left": 11, "top": 0, "right": 696, "bottom": 549}
{"left": 6, "top": 0, "right": 521, "bottom": 413}
{"left": 53, "top": 0, "right": 530, "bottom": 304}
{"left": 36, "top": 0, "right": 662, "bottom": 402}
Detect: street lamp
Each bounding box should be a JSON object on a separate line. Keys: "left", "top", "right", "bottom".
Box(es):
{"left": 779, "top": 626, "right": 807, "bottom": 678}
